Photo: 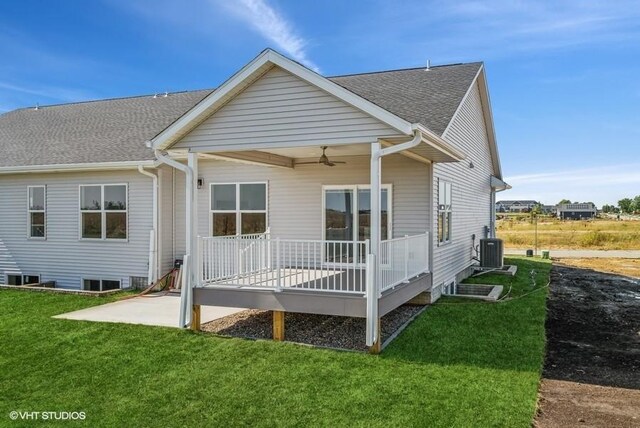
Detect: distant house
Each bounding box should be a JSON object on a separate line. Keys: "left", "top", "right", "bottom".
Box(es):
{"left": 496, "top": 200, "right": 539, "bottom": 213}
{"left": 540, "top": 205, "right": 556, "bottom": 214}
{"left": 556, "top": 203, "right": 597, "bottom": 220}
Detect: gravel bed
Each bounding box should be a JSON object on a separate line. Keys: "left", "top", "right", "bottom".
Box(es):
{"left": 202, "top": 304, "right": 426, "bottom": 351}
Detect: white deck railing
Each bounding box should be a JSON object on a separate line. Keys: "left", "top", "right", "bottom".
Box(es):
{"left": 198, "top": 232, "right": 429, "bottom": 295}
{"left": 379, "top": 232, "right": 430, "bottom": 293}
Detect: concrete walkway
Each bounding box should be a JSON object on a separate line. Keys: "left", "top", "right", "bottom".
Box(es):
{"left": 54, "top": 293, "right": 243, "bottom": 328}
{"left": 505, "top": 249, "right": 640, "bottom": 258}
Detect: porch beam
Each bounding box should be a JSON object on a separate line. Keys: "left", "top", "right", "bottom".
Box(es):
{"left": 200, "top": 151, "right": 294, "bottom": 169}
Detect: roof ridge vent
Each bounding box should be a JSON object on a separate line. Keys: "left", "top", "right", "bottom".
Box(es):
{"left": 163, "top": 91, "right": 168, "bottom": 97}
{"left": 34, "top": 103, "right": 39, "bottom": 111}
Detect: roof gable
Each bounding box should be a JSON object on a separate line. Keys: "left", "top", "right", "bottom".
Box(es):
{"left": 151, "top": 49, "right": 414, "bottom": 150}
{"left": 172, "top": 66, "right": 400, "bottom": 151}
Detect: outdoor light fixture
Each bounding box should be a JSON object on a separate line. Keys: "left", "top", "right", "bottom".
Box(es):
{"left": 469, "top": 161, "right": 475, "bottom": 169}
{"left": 197, "top": 178, "right": 204, "bottom": 189}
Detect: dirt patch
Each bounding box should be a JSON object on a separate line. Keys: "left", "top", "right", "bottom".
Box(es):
{"left": 555, "top": 257, "right": 640, "bottom": 278}
{"left": 536, "top": 379, "right": 640, "bottom": 427}
{"left": 202, "top": 305, "right": 425, "bottom": 351}
{"left": 535, "top": 263, "right": 640, "bottom": 427}
{"left": 544, "top": 264, "right": 640, "bottom": 389}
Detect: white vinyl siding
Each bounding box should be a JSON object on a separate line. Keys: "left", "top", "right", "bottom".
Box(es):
{"left": 0, "top": 170, "right": 153, "bottom": 289}
{"left": 174, "top": 67, "right": 401, "bottom": 151}
{"left": 432, "top": 81, "right": 496, "bottom": 288}
{"left": 172, "top": 155, "right": 431, "bottom": 258}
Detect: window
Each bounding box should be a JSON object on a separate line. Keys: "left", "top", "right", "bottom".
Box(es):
{"left": 323, "top": 185, "right": 391, "bottom": 242}
{"left": 28, "top": 186, "right": 46, "bottom": 238}
{"left": 6, "top": 274, "right": 40, "bottom": 286}
{"left": 83, "top": 278, "right": 121, "bottom": 291}
{"left": 437, "top": 179, "right": 452, "bottom": 244}
{"left": 210, "top": 183, "right": 267, "bottom": 236}
{"left": 80, "top": 184, "right": 127, "bottom": 240}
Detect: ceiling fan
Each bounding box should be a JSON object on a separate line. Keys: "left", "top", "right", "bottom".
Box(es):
{"left": 296, "top": 146, "right": 346, "bottom": 167}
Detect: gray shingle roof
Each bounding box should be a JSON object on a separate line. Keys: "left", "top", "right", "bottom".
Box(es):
{"left": 0, "top": 62, "right": 481, "bottom": 168}
{"left": 0, "top": 90, "right": 212, "bottom": 168}
{"left": 330, "top": 62, "right": 482, "bottom": 136}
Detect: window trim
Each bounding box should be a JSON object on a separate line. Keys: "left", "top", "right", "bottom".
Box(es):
{"left": 209, "top": 181, "right": 269, "bottom": 236}
{"left": 27, "top": 185, "right": 46, "bottom": 240}
{"left": 437, "top": 179, "right": 453, "bottom": 245}
{"left": 81, "top": 277, "right": 122, "bottom": 292}
{"left": 78, "top": 183, "right": 129, "bottom": 241}
{"left": 321, "top": 184, "right": 393, "bottom": 242}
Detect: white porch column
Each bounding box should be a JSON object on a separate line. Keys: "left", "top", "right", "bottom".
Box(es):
{"left": 366, "top": 141, "right": 381, "bottom": 351}
{"left": 187, "top": 152, "right": 199, "bottom": 286}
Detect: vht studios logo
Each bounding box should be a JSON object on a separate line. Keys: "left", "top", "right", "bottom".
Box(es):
{"left": 9, "top": 411, "right": 86, "bottom": 421}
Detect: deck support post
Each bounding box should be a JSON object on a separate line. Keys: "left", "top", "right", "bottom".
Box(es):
{"left": 368, "top": 318, "right": 381, "bottom": 354}
{"left": 191, "top": 304, "right": 201, "bottom": 331}
{"left": 273, "top": 310, "right": 285, "bottom": 341}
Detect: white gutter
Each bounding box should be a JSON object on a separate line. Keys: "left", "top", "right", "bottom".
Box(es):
{"left": 137, "top": 165, "right": 158, "bottom": 284}
{"left": 376, "top": 128, "right": 423, "bottom": 158}
{"left": 153, "top": 148, "right": 193, "bottom": 328}
{"left": 0, "top": 160, "right": 157, "bottom": 175}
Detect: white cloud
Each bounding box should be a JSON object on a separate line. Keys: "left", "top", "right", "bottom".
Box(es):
{"left": 219, "top": 0, "right": 320, "bottom": 72}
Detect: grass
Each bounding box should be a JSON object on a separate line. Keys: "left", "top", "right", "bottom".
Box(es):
{"left": 497, "top": 218, "right": 640, "bottom": 249}
{"left": 0, "top": 257, "right": 550, "bottom": 427}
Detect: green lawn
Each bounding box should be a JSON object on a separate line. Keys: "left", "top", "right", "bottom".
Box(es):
{"left": 0, "top": 257, "right": 550, "bottom": 427}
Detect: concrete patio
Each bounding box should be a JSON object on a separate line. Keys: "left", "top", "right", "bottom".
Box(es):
{"left": 54, "top": 293, "right": 244, "bottom": 328}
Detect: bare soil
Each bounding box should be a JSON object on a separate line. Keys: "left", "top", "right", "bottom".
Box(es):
{"left": 535, "top": 264, "right": 640, "bottom": 427}
{"left": 555, "top": 257, "right": 640, "bottom": 279}
{"left": 202, "top": 305, "right": 424, "bottom": 351}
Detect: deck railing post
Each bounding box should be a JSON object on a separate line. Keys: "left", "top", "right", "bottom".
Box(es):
{"left": 404, "top": 234, "right": 409, "bottom": 282}
{"left": 275, "top": 238, "right": 282, "bottom": 292}
{"left": 197, "top": 236, "right": 203, "bottom": 286}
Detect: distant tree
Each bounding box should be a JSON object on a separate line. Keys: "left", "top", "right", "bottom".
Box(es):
{"left": 619, "top": 198, "right": 633, "bottom": 213}
{"left": 558, "top": 199, "right": 571, "bottom": 205}
{"left": 602, "top": 204, "right": 611, "bottom": 213}
{"left": 633, "top": 195, "right": 640, "bottom": 213}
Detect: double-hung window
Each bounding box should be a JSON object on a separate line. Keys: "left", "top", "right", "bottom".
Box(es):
{"left": 210, "top": 183, "right": 267, "bottom": 236}
{"left": 80, "top": 184, "right": 127, "bottom": 240}
{"left": 437, "top": 179, "right": 452, "bottom": 244}
{"left": 27, "top": 186, "right": 46, "bottom": 238}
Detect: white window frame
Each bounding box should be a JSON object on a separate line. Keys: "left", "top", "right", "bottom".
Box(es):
{"left": 27, "top": 185, "right": 46, "bottom": 240}
{"left": 209, "top": 182, "right": 269, "bottom": 236}
{"left": 437, "top": 179, "right": 453, "bottom": 245}
{"left": 5, "top": 273, "right": 40, "bottom": 286}
{"left": 81, "top": 277, "right": 122, "bottom": 292}
{"left": 78, "top": 184, "right": 128, "bottom": 241}
{"left": 321, "top": 184, "right": 393, "bottom": 242}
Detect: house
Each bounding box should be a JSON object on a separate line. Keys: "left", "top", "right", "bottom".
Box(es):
{"left": 556, "top": 203, "right": 597, "bottom": 220}
{"left": 495, "top": 200, "right": 538, "bottom": 213}
{"left": 0, "top": 49, "right": 508, "bottom": 351}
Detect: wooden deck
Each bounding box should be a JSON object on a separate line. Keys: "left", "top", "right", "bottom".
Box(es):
{"left": 194, "top": 272, "right": 431, "bottom": 318}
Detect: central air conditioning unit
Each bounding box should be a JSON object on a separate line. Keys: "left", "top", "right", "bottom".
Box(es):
{"left": 480, "top": 238, "right": 504, "bottom": 268}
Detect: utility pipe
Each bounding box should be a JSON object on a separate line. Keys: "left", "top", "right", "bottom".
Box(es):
{"left": 137, "top": 165, "right": 158, "bottom": 284}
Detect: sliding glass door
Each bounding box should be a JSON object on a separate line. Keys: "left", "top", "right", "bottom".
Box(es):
{"left": 323, "top": 185, "right": 391, "bottom": 263}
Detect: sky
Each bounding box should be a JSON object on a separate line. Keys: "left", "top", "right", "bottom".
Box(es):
{"left": 1, "top": 0, "right": 639, "bottom": 207}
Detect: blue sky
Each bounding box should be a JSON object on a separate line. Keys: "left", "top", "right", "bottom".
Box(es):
{"left": 1, "top": 0, "right": 639, "bottom": 206}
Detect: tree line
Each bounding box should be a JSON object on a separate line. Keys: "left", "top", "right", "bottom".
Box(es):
{"left": 602, "top": 196, "right": 640, "bottom": 214}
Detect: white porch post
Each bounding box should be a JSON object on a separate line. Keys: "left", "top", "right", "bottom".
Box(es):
{"left": 366, "top": 141, "right": 381, "bottom": 351}
{"left": 188, "top": 152, "right": 199, "bottom": 286}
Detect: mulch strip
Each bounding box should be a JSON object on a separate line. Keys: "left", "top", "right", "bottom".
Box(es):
{"left": 202, "top": 304, "right": 425, "bottom": 351}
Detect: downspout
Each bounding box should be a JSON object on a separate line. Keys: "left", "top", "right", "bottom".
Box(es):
{"left": 137, "top": 165, "right": 158, "bottom": 285}
{"left": 154, "top": 149, "right": 194, "bottom": 328}
{"left": 366, "top": 129, "right": 422, "bottom": 348}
